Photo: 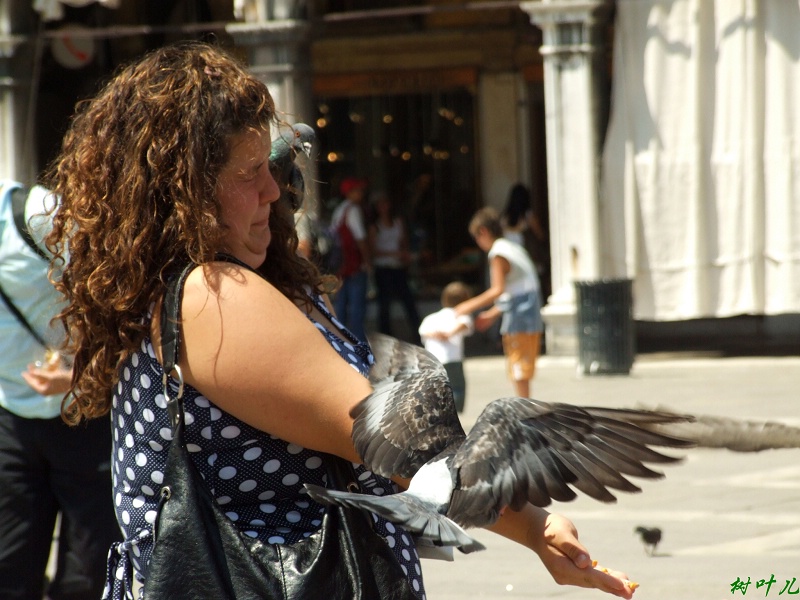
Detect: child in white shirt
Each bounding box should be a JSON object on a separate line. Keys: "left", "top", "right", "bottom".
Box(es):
{"left": 418, "top": 282, "right": 474, "bottom": 412}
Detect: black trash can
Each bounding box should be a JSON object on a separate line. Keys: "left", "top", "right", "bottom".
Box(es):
{"left": 574, "top": 279, "right": 635, "bottom": 375}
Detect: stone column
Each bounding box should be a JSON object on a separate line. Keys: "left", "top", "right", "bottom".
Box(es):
{"left": 228, "top": 13, "right": 318, "bottom": 212}
{"left": 0, "top": 4, "right": 39, "bottom": 182}
{"left": 478, "top": 71, "right": 526, "bottom": 213}
{"left": 520, "top": 0, "right": 611, "bottom": 355}
{"left": 228, "top": 19, "right": 313, "bottom": 125}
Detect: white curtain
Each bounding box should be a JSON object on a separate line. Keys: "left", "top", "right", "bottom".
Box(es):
{"left": 602, "top": 0, "right": 800, "bottom": 320}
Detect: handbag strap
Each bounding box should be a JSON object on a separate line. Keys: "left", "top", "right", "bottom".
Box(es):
{"left": 158, "top": 255, "right": 363, "bottom": 491}
{"left": 1, "top": 185, "right": 49, "bottom": 348}
{"left": 159, "top": 260, "right": 196, "bottom": 428}
{"left": 0, "top": 282, "right": 49, "bottom": 349}
{"left": 160, "top": 254, "right": 250, "bottom": 392}
{"left": 11, "top": 186, "right": 49, "bottom": 261}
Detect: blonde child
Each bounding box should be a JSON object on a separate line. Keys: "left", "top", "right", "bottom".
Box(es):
{"left": 418, "top": 282, "right": 474, "bottom": 412}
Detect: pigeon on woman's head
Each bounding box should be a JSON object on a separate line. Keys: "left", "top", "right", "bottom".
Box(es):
{"left": 269, "top": 122, "right": 316, "bottom": 212}
{"left": 304, "top": 334, "right": 695, "bottom": 554}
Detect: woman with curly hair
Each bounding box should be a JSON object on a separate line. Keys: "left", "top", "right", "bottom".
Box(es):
{"left": 44, "top": 42, "right": 636, "bottom": 599}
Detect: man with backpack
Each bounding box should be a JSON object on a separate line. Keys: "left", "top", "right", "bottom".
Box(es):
{"left": 0, "top": 180, "right": 120, "bottom": 600}
{"left": 330, "top": 177, "right": 371, "bottom": 342}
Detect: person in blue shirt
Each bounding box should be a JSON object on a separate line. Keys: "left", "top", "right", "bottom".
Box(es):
{"left": 0, "top": 180, "right": 120, "bottom": 600}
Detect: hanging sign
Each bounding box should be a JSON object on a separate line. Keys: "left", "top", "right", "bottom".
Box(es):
{"left": 51, "top": 24, "right": 95, "bottom": 69}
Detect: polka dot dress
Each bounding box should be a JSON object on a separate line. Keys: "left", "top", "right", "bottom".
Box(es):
{"left": 105, "top": 293, "right": 426, "bottom": 599}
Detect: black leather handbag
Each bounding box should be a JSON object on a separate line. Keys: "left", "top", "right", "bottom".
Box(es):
{"left": 145, "top": 260, "right": 416, "bottom": 599}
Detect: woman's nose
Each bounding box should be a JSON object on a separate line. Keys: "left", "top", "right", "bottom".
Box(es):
{"left": 262, "top": 170, "right": 280, "bottom": 204}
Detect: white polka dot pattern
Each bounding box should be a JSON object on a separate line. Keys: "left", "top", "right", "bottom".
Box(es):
{"left": 107, "top": 293, "right": 425, "bottom": 599}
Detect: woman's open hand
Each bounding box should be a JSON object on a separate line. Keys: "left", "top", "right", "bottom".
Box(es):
{"left": 536, "top": 512, "right": 637, "bottom": 599}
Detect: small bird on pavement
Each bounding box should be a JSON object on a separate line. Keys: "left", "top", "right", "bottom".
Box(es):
{"left": 634, "top": 526, "right": 663, "bottom": 556}
{"left": 269, "top": 122, "right": 316, "bottom": 212}
{"left": 304, "top": 334, "right": 695, "bottom": 554}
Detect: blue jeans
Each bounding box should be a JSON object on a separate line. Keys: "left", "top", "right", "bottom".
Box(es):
{"left": 333, "top": 270, "right": 368, "bottom": 342}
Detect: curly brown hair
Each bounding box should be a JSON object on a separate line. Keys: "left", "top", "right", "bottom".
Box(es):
{"left": 44, "top": 41, "right": 324, "bottom": 425}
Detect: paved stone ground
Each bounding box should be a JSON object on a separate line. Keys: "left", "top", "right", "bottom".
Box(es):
{"left": 420, "top": 353, "right": 800, "bottom": 600}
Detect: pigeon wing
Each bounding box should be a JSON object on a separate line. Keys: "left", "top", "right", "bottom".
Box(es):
{"left": 448, "top": 398, "right": 694, "bottom": 529}
{"left": 287, "top": 163, "right": 305, "bottom": 211}
{"left": 351, "top": 333, "right": 467, "bottom": 479}
{"left": 269, "top": 136, "right": 295, "bottom": 209}
{"left": 633, "top": 403, "right": 800, "bottom": 452}
{"left": 304, "top": 484, "right": 485, "bottom": 554}
{"left": 366, "top": 331, "right": 444, "bottom": 382}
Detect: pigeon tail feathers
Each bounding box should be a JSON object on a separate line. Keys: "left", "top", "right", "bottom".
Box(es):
{"left": 303, "top": 484, "right": 486, "bottom": 554}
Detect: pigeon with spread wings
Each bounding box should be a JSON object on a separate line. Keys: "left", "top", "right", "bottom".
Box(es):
{"left": 304, "top": 334, "right": 694, "bottom": 554}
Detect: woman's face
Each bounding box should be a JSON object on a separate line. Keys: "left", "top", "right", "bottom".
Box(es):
{"left": 216, "top": 128, "right": 280, "bottom": 268}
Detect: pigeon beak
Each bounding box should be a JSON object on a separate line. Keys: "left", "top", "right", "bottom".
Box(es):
{"left": 301, "top": 141, "right": 313, "bottom": 157}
